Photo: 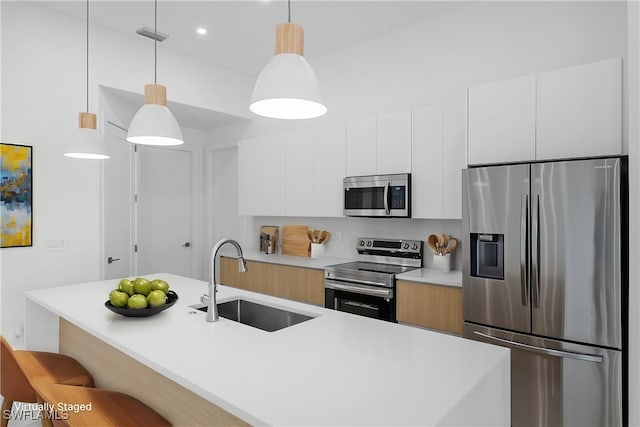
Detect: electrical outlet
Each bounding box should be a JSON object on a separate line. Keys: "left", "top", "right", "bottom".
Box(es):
{"left": 335, "top": 232, "right": 342, "bottom": 244}
{"left": 15, "top": 324, "right": 24, "bottom": 340}
{"left": 47, "top": 239, "right": 66, "bottom": 250}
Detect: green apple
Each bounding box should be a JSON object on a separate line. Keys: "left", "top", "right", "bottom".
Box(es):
{"left": 109, "top": 290, "right": 129, "bottom": 308}
{"left": 146, "top": 290, "right": 167, "bottom": 307}
{"left": 132, "top": 277, "right": 151, "bottom": 296}
{"left": 127, "top": 294, "right": 148, "bottom": 309}
{"left": 150, "top": 279, "right": 169, "bottom": 293}
{"left": 118, "top": 278, "right": 134, "bottom": 296}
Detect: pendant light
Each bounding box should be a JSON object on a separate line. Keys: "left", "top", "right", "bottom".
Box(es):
{"left": 250, "top": 0, "right": 327, "bottom": 120}
{"left": 126, "top": 0, "right": 183, "bottom": 146}
{"left": 64, "top": 0, "right": 109, "bottom": 159}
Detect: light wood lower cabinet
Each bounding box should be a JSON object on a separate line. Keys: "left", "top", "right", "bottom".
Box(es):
{"left": 220, "top": 257, "right": 324, "bottom": 306}
{"left": 396, "top": 280, "right": 463, "bottom": 335}
{"left": 59, "top": 319, "right": 248, "bottom": 427}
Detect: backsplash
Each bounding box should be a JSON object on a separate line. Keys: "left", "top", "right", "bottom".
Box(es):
{"left": 250, "top": 217, "right": 463, "bottom": 271}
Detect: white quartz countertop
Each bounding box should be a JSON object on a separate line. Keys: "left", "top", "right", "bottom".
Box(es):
{"left": 396, "top": 268, "right": 463, "bottom": 288}
{"left": 229, "top": 250, "right": 353, "bottom": 270}
{"left": 25, "top": 273, "right": 508, "bottom": 426}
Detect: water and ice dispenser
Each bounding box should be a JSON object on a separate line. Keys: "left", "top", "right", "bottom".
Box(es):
{"left": 470, "top": 233, "right": 504, "bottom": 280}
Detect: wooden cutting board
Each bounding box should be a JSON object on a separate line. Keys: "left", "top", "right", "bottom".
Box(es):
{"left": 282, "top": 225, "right": 310, "bottom": 257}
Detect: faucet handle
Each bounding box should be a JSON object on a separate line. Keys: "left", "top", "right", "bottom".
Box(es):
{"left": 200, "top": 294, "right": 210, "bottom": 304}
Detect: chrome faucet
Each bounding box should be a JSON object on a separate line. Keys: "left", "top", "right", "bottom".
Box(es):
{"left": 207, "top": 238, "right": 248, "bottom": 322}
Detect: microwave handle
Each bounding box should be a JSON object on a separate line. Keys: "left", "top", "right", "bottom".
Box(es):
{"left": 384, "top": 182, "right": 391, "bottom": 215}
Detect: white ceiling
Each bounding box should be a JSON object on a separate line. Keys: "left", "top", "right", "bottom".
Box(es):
{"left": 33, "top": 1, "right": 472, "bottom": 78}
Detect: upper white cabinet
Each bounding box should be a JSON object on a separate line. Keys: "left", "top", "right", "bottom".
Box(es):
{"left": 412, "top": 95, "right": 467, "bottom": 219}
{"left": 412, "top": 104, "right": 443, "bottom": 219}
{"left": 468, "top": 74, "right": 536, "bottom": 165}
{"left": 468, "top": 58, "right": 622, "bottom": 165}
{"left": 285, "top": 129, "right": 315, "bottom": 216}
{"left": 237, "top": 134, "right": 286, "bottom": 216}
{"left": 345, "top": 110, "right": 412, "bottom": 177}
{"left": 536, "top": 58, "right": 621, "bottom": 160}
{"left": 377, "top": 110, "right": 412, "bottom": 174}
{"left": 314, "top": 123, "right": 346, "bottom": 217}
{"left": 345, "top": 116, "right": 376, "bottom": 176}
{"left": 238, "top": 124, "right": 346, "bottom": 218}
{"left": 442, "top": 99, "right": 467, "bottom": 218}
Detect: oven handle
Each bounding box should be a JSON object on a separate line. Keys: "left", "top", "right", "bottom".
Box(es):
{"left": 325, "top": 279, "right": 393, "bottom": 298}
{"left": 325, "top": 274, "right": 391, "bottom": 288}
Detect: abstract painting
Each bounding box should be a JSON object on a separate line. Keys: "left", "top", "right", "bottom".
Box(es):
{"left": 1, "top": 143, "right": 32, "bottom": 247}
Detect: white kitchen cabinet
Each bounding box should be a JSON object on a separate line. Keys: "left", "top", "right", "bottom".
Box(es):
{"left": 345, "top": 116, "right": 376, "bottom": 176}
{"left": 536, "top": 58, "right": 622, "bottom": 160}
{"left": 411, "top": 95, "right": 467, "bottom": 219}
{"left": 377, "top": 110, "right": 412, "bottom": 174}
{"left": 285, "top": 129, "right": 315, "bottom": 216}
{"left": 442, "top": 98, "right": 467, "bottom": 218}
{"left": 467, "top": 74, "right": 536, "bottom": 165}
{"left": 237, "top": 134, "right": 286, "bottom": 216}
{"left": 314, "top": 122, "right": 346, "bottom": 217}
{"left": 411, "top": 105, "right": 443, "bottom": 219}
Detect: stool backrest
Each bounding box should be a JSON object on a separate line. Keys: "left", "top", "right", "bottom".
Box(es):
{"left": 0, "top": 336, "right": 37, "bottom": 403}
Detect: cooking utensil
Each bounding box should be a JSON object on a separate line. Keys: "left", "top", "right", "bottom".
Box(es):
{"left": 307, "top": 230, "right": 315, "bottom": 243}
{"left": 441, "top": 233, "right": 449, "bottom": 248}
{"left": 437, "top": 233, "right": 446, "bottom": 250}
{"left": 319, "top": 230, "right": 329, "bottom": 244}
{"left": 314, "top": 229, "right": 320, "bottom": 244}
{"left": 427, "top": 234, "right": 439, "bottom": 254}
{"left": 445, "top": 238, "right": 458, "bottom": 254}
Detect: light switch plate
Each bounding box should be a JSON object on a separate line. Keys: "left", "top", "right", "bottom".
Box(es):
{"left": 47, "top": 239, "right": 65, "bottom": 250}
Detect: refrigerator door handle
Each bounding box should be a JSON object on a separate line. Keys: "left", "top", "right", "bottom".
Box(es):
{"left": 472, "top": 331, "right": 603, "bottom": 363}
{"left": 532, "top": 194, "right": 540, "bottom": 308}
{"left": 520, "top": 195, "right": 529, "bottom": 307}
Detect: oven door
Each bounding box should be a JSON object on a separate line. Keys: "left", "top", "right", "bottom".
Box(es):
{"left": 324, "top": 279, "right": 396, "bottom": 322}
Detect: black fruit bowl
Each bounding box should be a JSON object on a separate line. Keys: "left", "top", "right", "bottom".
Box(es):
{"left": 105, "top": 290, "right": 179, "bottom": 317}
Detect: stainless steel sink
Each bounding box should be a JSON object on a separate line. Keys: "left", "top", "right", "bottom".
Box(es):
{"left": 193, "top": 298, "right": 315, "bottom": 332}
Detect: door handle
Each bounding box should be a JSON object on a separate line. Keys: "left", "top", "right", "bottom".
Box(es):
{"left": 107, "top": 256, "right": 120, "bottom": 264}
{"left": 532, "top": 194, "right": 540, "bottom": 308}
{"left": 182, "top": 242, "right": 191, "bottom": 248}
{"left": 520, "top": 194, "right": 529, "bottom": 307}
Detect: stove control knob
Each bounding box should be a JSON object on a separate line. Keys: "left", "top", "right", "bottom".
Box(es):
{"left": 359, "top": 240, "right": 365, "bottom": 246}
{"left": 402, "top": 243, "right": 409, "bottom": 249}
{"left": 367, "top": 241, "right": 373, "bottom": 247}
{"left": 411, "top": 243, "right": 418, "bottom": 250}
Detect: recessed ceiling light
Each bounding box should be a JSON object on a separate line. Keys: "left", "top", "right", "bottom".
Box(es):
{"left": 196, "top": 27, "right": 207, "bottom": 35}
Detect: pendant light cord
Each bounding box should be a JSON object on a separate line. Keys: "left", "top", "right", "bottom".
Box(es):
{"left": 85, "top": 0, "right": 89, "bottom": 112}
{"left": 288, "top": 0, "right": 291, "bottom": 23}
{"left": 154, "top": 0, "right": 158, "bottom": 84}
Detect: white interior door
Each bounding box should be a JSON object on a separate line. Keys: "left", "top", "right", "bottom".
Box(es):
{"left": 103, "top": 125, "right": 134, "bottom": 279}
{"left": 137, "top": 146, "right": 192, "bottom": 277}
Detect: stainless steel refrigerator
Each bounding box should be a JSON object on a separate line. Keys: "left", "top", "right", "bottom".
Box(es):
{"left": 462, "top": 157, "right": 627, "bottom": 427}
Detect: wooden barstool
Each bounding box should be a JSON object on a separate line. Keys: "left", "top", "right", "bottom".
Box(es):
{"left": 33, "top": 382, "right": 171, "bottom": 427}
{"left": 1, "top": 336, "right": 94, "bottom": 427}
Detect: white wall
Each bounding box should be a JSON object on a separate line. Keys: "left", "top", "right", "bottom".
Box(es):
{"left": 0, "top": 2, "right": 253, "bottom": 346}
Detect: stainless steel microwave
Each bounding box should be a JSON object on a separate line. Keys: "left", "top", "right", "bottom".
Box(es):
{"left": 343, "top": 173, "right": 411, "bottom": 218}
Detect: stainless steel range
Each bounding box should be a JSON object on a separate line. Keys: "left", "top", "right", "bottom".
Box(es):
{"left": 324, "top": 238, "right": 423, "bottom": 322}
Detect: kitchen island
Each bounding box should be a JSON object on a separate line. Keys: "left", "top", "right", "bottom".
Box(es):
{"left": 24, "top": 273, "right": 509, "bottom": 426}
